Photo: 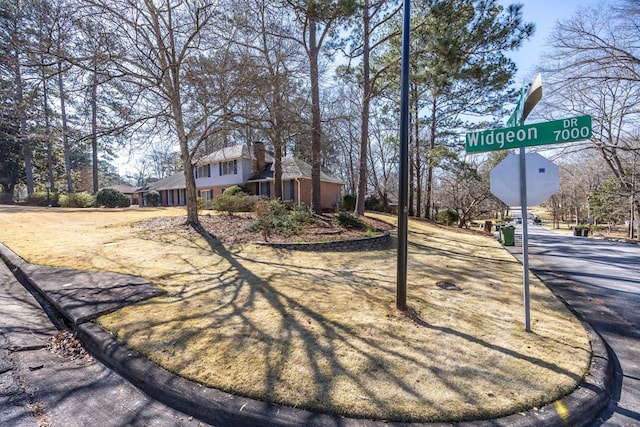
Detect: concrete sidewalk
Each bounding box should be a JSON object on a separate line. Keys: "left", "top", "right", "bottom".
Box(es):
{"left": 0, "top": 243, "right": 614, "bottom": 427}
{"left": 0, "top": 249, "right": 211, "bottom": 427}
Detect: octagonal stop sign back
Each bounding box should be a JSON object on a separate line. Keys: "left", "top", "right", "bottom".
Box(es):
{"left": 490, "top": 153, "right": 560, "bottom": 207}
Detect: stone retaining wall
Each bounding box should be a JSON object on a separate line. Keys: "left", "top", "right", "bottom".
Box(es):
{"left": 256, "top": 230, "right": 392, "bottom": 252}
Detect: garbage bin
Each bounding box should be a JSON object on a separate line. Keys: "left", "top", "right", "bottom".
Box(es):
{"left": 500, "top": 225, "right": 515, "bottom": 246}
{"left": 573, "top": 227, "right": 581, "bottom": 236}
{"left": 582, "top": 228, "right": 589, "bottom": 237}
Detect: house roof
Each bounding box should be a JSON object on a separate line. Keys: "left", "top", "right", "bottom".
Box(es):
{"left": 196, "top": 144, "right": 274, "bottom": 166}
{"left": 142, "top": 173, "right": 186, "bottom": 192}
{"left": 104, "top": 184, "right": 138, "bottom": 194}
{"left": 197, "top": 145, "right": 250, "bottom": 165}
{"left": 248, "top": 156, "right": 344, "bottom": 185}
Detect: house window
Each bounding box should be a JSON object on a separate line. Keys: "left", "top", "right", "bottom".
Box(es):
{"left": 199, "top": 189, "right": 214, "bottom": 208}
{"left": 256, "top": 182, "right": 271, "bottom": 198}
{"left": 199, "top": 189, "right": 214, "bottom": 201}
{"left": 195, "top": 164, "right": 211, "bottom": 178}
{"left": 219, "top": 160, "right": 238, "bottom": 176}
{"left": 283, "top": 180, "right": 295, "bottom": 201}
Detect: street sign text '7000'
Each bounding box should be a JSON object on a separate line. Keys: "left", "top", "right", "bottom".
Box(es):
{"left": 465, "top": 115, "right": 592, "bottom": 154}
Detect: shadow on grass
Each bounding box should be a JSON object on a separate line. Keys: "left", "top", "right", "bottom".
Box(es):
{"left": 95, "top": 220, "right": 588, "bottom": 422}
{"left": 190, "top": 227, "right": 425, "bottom": 419}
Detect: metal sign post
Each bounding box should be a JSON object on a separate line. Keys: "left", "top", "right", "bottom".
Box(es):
{"left": 518, "top": 146, "right": 531, "bottom": 332}
{"left": 517, "top": 74, "right": 542, "bottom": 332}
{"left": 466, "top": 74, "right": 593, "bottom": 332}
{"left": 396, "top": 0, "right": 411, "bottom": 312}
{"left": 466, "top": 75, "right": 545, "bottom": 332}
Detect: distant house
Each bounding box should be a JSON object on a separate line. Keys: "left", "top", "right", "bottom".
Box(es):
{"left": 137, "top": 173, "right": 187, "bottom": 207}
{"left": 137, "top": 143, "right": 344, "bottom": 210}
{"left": 102, "top": 184, "right": 139, "bottom": 205}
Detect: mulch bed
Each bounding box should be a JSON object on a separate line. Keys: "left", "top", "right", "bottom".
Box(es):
{"left": 137, "top": 213, "right": 393, "bottom": 244}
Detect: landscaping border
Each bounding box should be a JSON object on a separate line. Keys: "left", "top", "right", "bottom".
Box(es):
{"left": 255, "top": 230, "right": 391, "bottom": 251}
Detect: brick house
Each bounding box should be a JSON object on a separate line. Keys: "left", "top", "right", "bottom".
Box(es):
{"left": 137, "top": 143, "right": 344, "bottom": 210}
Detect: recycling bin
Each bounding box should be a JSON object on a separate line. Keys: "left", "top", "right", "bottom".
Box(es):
{"left": 500, "top": 225, "right": 515, "bottom": 246}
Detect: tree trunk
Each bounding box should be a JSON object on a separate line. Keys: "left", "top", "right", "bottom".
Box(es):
{"left": 274, "top": 137, "right": 283, "bottom": 200}
{"left": 166, "top": 49, "right": 199, "bottom": 227}
{"left": 414, "top": 95, "right": 421, "bottom": 217}
{"left": 355, "top": 0, "right": 370, "bottom": 216}
{"left": 41, "top": 63, "right": 54, "bottom": 189}
{"left": 408, "top": 90, "right": 415, "bottom": 217}
{"left": 91, "top": 67, "right": 99, "bottom": 193}
{"left": 309, "top": 17, "right": 322, "bottom": 214}
{"left": 273, "top": 90, "right": 284, "bottom": 201}
{"left": 425, "top": 95, "right": 437, "bottom": 220}
{"left": 14, "top": 47, "right": 33, "bottom": 194}
{"left": 409, "top": 138, "right": 414, "bottom": 216}
{"left": 176, "top": 112, "right": 199, "bottom": 226}
{"left": 58, "top": 61, "right": 73, "bottom": 193}
{"left": 183, "top": 157, "right": 199, "bottom": 226}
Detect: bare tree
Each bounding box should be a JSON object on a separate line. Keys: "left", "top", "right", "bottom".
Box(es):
{"left": 78, "top": 0, "right": 230, "bottom": 227}
{"left": 284, "top": 0, "right": 358, "bottom": 213}
{"left": 226, "top": 0, "right": 307, "bottom": 201}
{"left": 367, "top": 104, "right": 398, "bottom": 211}
{"left": 542, "top": 2, "right": 640, "bottom": 238}
{"left": 347, "top": 0, "right": 401, "bottom": 215}
{"left": 1, "top": 0, "right": 35, "bottom": 194}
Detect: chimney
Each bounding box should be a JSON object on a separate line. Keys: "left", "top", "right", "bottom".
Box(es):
{"left": 253, "top": 142, "right": 266, "bottom": 172}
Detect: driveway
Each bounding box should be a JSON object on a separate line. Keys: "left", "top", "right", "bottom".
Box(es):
{"left": 509, "top": 224, "right": 640, "bottom": 426}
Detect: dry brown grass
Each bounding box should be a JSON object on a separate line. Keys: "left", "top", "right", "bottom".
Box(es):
{"left": 0, "top": 205, "right": 591, "bottom": 422}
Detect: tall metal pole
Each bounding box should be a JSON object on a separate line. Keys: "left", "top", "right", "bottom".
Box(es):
{"left": 519, "top": 146, "right": 531, "bottom": 332}
{"left": 516, "top": 75, "right": 540, "bottom": 333}
{"left": 396, "top": 0, "right": 411, "bottom": 311}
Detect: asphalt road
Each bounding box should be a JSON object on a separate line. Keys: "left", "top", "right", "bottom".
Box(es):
{"left": 509, "top": 222, "right": 640, "bottom": 426}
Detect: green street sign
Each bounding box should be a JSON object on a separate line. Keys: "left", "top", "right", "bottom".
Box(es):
{"left": 506, "top": 86, "right": 525, "bottom": 128}
{"left": 466, "top": 115, "right": 592, "bottom": 153}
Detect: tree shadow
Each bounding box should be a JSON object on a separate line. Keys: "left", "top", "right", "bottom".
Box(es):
{"left": 32, "top": 219, "right": 592, "bottom": 423}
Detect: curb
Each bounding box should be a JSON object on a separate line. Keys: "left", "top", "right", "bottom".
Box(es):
{"left": 0, "top": 243, "right": 613, "bottom": 427}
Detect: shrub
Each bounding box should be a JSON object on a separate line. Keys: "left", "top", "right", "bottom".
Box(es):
{"left": 247, "top": 200, "right": 311, "bottom": 240}
{"left": 145, "top": 190, "right": 160, "bottom": 207}
{"left": 25, "top": 191, "right": 60, "bottom": 207}
{"left": 290, "top": 203, "right": 315, "bottom": 225}
{"left": 59, "top": 192, "right": 95, "bottom": 208}
{"left": 249, "top": 200, "right": 279, "bottom": 240}
{"left": 436, "top": 209, "right": 459, "bottom": 226}
{"left": 211, "top": 193, "right": 258, "bottom": 215}
{"left": 341, "top": 194, "right": 356, "bottom": 211}
{"left": 96, "top": 188, "right": 130, "bottom": 208}
{"left": 333, "top": 211, "right": 366, "bottom": 229}
{"left": 364, "top": 195, "right": 392, "bottom": 213}
{"left": 223, "top": 185, "right": 251, "bottom": 196}
{"left": 196, "top": 196, "right": 207, "bottom": 211}
{"left": 0, "top": 192, "right": 13, "bottom": 204}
